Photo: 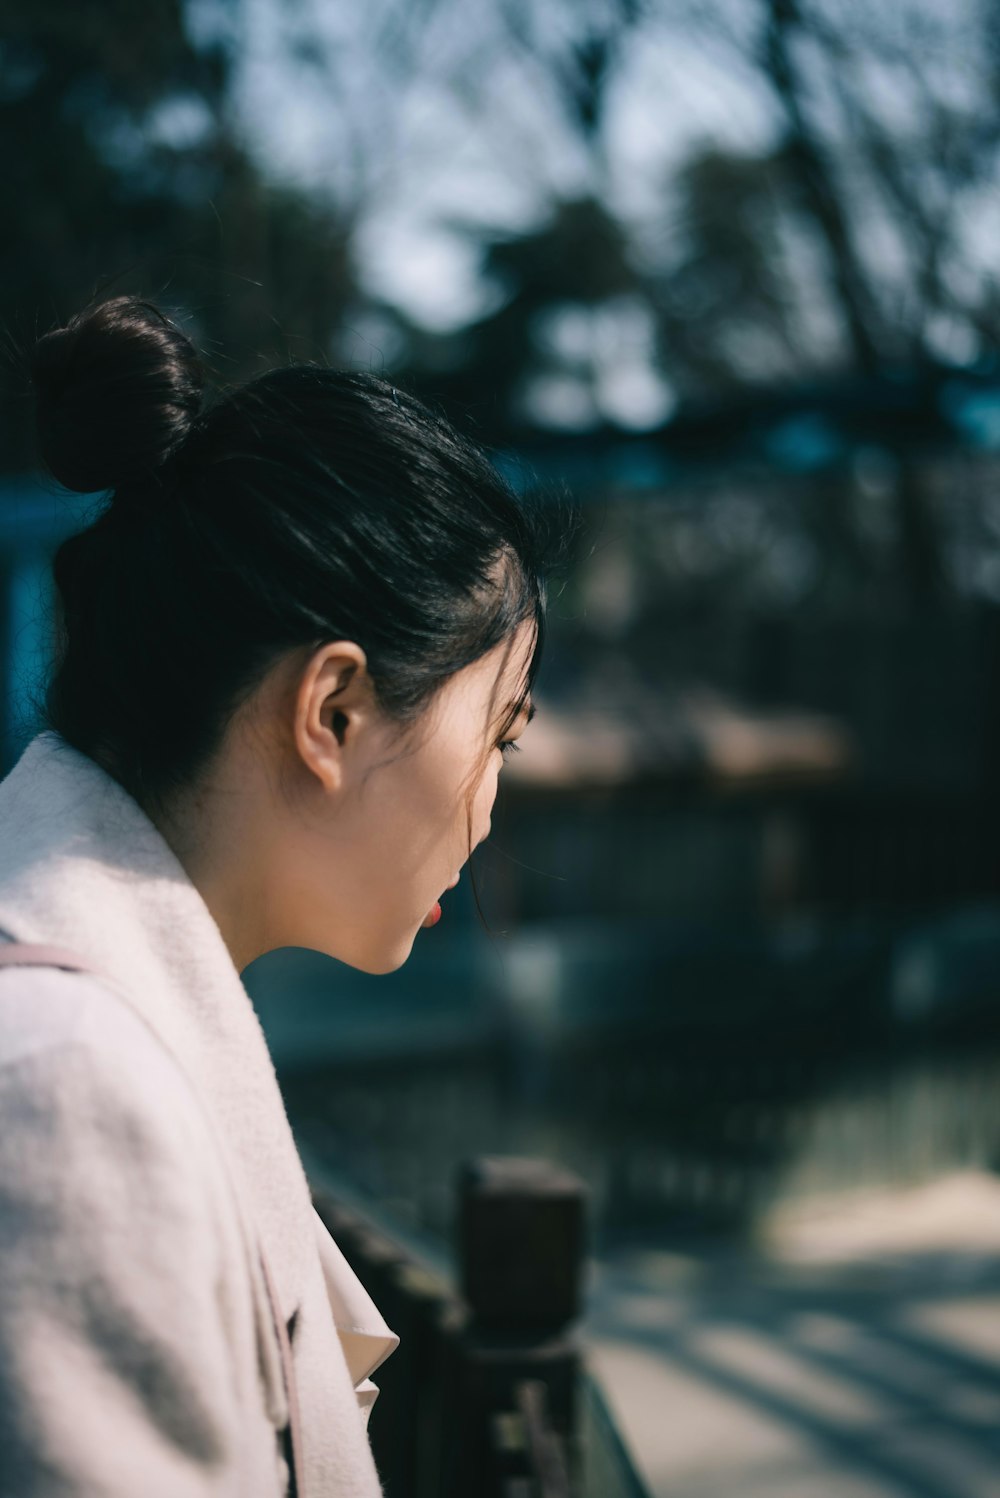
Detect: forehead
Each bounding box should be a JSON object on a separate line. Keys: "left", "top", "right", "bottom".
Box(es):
{"left": 495, "top": 617, "right": 535, "bottom": 683}
{"left": 449, "top": 621, "right": 535, "bottom": 721}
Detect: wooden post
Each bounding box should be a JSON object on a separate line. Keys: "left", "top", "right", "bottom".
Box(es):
{"left": 446, "top": 1156, "right": 588, "bottom": 1497}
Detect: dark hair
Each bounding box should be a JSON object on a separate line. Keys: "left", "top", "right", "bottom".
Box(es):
{"left": 29, "top": 294, "right": 577, "bottom": 844}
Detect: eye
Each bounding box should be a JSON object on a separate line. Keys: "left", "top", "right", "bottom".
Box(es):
{"left": 498, "top": 738, "right": 521, "bottom": 757}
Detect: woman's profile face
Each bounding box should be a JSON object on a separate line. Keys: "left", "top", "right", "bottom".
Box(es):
{"left": 266, "top": 619, "right": 537, "bottom": 974}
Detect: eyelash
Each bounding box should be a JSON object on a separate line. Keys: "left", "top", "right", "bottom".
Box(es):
{"left": 498, "top": 739, "right": 521, "bottom": 757}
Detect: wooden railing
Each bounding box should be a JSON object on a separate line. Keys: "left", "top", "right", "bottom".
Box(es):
{"left": 310, "top": 1155, "right": 650, "bottom": 1498}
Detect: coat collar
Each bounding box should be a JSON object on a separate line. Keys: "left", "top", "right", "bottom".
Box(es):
{"left": 0, "top": 729, "right": 397, "bottom": 1390}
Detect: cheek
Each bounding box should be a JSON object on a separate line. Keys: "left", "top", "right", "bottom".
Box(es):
{"left": 444, "top": 762, "right": 498, "bottom": 862}
{"left": 384, "top": 742, "right": 499, "bottom": 876}
{"left": 472, "top": 759, "right": 501, "bottom": 832}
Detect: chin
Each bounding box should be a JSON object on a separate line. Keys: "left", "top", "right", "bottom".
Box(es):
{"left": 351, "top": 932, "right": 416, "bottom": 977}
{"left": 380, "top": 937, "right": 417, "bottom": 974}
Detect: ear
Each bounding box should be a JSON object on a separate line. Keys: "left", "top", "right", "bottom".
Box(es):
{"left": 292, "top": 640, "right": 372, "bottom": 792}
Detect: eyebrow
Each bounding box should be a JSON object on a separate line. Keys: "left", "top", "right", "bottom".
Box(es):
{"left": 500, "top": 696, "right": 535, "bottom": 733}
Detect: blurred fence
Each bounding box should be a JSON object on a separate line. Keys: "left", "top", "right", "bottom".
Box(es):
{"left": 268, "top": 909, "right": 1000, "bottom": 1247}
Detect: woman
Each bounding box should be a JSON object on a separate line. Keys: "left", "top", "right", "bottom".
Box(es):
{"left": 0, "top": 296, "right": 572, "bottom": 1495}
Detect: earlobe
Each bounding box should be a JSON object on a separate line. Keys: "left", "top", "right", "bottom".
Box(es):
{"left": 293, "top": 700, "right": 342, "bottom": 795}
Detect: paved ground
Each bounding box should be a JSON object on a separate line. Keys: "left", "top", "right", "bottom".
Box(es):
{"left": 583, "top": 1171, "right": 1000, "bottom": 1498}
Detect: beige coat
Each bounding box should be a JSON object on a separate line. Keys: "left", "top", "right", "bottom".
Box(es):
{"left": 0, "top": 730, "right": 399, "bottom": 1496}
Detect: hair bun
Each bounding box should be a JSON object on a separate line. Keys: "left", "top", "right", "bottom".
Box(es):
{"left": 31, "top": 295, "right": 204, "bottom": 494}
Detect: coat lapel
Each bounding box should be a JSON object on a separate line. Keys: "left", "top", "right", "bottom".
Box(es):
{"left": 312, "top": 1212, "right": 399, "bottom": 1425}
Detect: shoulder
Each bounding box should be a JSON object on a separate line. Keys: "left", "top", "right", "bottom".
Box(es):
{"left": 0, "top": 962, "right": 166, "bottom": 1067}
{"left": 0, "top": 965, "right": 224, "bottom": 1248}
{"left": 0, "top": 961, "right": 204, "bottom": 1110}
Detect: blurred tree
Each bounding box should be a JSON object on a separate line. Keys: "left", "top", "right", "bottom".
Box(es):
{"left": 0, "top": 0, "right": 359, "bottom": 470}
{"left": 376, "top": 0, "right": 653, "bottom": 435}
{"left": 633, "top": 0, "right": 1000, "bottom": 603}
{"left": 497, "top": 0, "right": 645, "bottom": 148}
{"left": 761, "top": 0, "right": 886, "bottom": 371}
{"left": 650, "top": 148, "right": 806, "bottom": 392}
{"left": 399, "top": 195, "right": 643, "bottom": 439}
{"left": 5, "top": 0, "right": 1000, "bottom": 608}
{"left": 753, "top": 0, "right": 952, "bottom": 601}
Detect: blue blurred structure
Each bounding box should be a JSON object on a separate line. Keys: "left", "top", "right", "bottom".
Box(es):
{"left": 0, "top": 476, "right": 93, "bottom": 773}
